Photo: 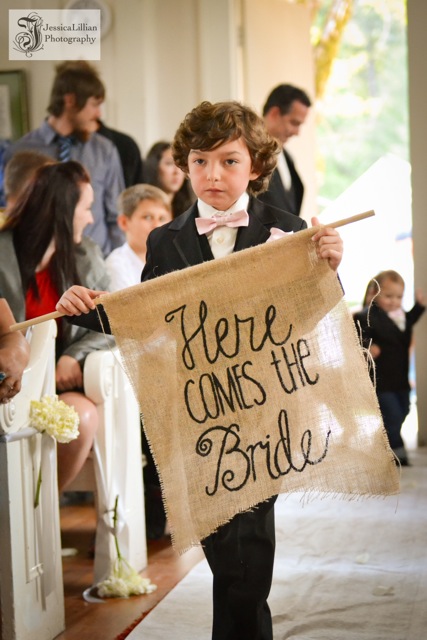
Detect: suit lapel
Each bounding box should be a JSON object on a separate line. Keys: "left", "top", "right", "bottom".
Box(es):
{"left": 234, "top": 198, "right": 275, "bottom": 251}
{"left": 171, "top": 204, "right": 214, "bottom": 267}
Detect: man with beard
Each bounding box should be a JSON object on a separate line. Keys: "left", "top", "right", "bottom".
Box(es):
{"left": 2, "top": 61, "right": 125, "bottom": 256}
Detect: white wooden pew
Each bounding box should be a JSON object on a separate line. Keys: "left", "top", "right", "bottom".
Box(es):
{"left": 71, "top": 348, "right": 147, "bottom": 586}
{"left": 0, "top": 320, "right": 65, "bottom": 640}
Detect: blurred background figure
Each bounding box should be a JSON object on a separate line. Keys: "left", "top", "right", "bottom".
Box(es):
{"left": 106, "top": 183, "right": 172, "bottom": 292}
{"left": 260, "top": 84, "right": 311, "bottom": 216}
{"left": 1, "top": 150, "right": 53, "bottom": 226}
{"left": 0, "top": 160, "right": 112, "bottom": 491}
{"left": 143, "top": 141, "right": 195, "bottom": 218}
{"left": 354, "top": 270, "right": 425, "bottom": 466}
{"left": 97, "top": 119, "right": 144, "bottom": 188}
{"left": 2, "top": 61, "right": 125, "bottom": 256}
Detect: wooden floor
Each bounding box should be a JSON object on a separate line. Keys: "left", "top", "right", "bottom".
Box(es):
{"left": 56, "top": 500, "right": 203, "bottom": 640}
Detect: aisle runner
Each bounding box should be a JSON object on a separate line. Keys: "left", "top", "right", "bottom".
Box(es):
{"left": 102, "top": 228, "right": 399, "bottom": 552}
{"left": 128, "top": 451, "right": 427, "bottom": 640}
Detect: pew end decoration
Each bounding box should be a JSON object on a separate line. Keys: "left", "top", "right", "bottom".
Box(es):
{"left": 30, "top": 394, "right": 80, "bottom": 507}
{"left": 96, "top": 495, "right": 157, "bottom": 599}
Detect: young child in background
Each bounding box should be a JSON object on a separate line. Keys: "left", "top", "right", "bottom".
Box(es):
{"left": 105, "top": 183, "right": 172, "bottom": 292}
{"left": 57, "top": 99, "right": 343, "bottom": 640}
{"left": 354, "top": 270, "right": 425, "bottom": 466}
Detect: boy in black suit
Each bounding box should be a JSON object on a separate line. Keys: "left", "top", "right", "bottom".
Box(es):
{"left": 57, "top": 100, "right": 343, "bottom": 640}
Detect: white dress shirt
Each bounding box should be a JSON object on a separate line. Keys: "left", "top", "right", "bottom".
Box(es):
{"left": 197, "top": 192, "right": 250, "bottom": 259}
{"left": 105, "top": 242, "right": 145, "bottom": 291}
{"left": 276, "top": 148, "right": 292, "bottom": 190}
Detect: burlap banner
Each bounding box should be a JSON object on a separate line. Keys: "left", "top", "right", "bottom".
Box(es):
{"left": 101, "top": 227, "right": 400, "bottom": 553}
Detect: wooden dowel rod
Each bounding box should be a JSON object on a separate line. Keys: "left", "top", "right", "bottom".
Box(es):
{"left": 9, "top": 209, "right": 375, "bottom": 332}
{"left": 9, "top": 310, "right": 66, "bottom": 332}
{"left": 326, "top": 209, "right": 375, "bottom": 229}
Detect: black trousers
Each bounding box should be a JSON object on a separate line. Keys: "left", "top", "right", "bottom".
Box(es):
{"left": 202, "top": 496, "right": 277, "bottom": 640}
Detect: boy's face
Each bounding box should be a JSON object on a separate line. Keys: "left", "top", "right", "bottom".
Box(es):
{"left": 118, "top": 199, "right": 172, "bottom": 255}
{"left": 187, "top": 137, "right": 259, "bottom": 211}
{"left": 376, "top": 279, "right": 404, "bottom": 313}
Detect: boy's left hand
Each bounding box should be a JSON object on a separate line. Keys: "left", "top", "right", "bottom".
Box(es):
{"left": 56, "top": 285, "right": 108, "bottom": 316}
{"left": 311, "top": 216, "right": 343, "bottom": 272}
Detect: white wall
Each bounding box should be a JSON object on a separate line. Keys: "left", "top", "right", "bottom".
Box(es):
{"left": 240, "top": 0, "right": 317, "bottom": 220}
{"left": 407, "top": 0, "right": 427, "bottom": 446}
{"left": 1, "top": 0, "right": 315, "bottom": 197}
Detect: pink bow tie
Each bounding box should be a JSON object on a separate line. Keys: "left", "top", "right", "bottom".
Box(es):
{"left": 267, "top": 227, "right": 294, "bottom": 242}
{"left": 195, "top": 210, "right": 249, "bottom": 235}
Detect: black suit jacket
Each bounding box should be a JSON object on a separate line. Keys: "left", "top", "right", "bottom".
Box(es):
{"left": 142, "top": 197, "right": 306, "bottom": 280}
{"left": 97, "top": 120, "right": 144, "bottom": 187}
{"left": 257, "top": 149, "right": 304, "bottom": 217}
{"left": 354, "top": 302, "right": 425, "bottom": 393}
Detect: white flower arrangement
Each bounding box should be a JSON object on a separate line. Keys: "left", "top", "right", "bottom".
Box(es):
{"left": 30, "top": 394, "right": 80, "bottom": 443}
{"left": 97, "top": 495, "right": 157, "bottom": 598}
{"left": 30, "top": 394, "right": 80, "bottom": 507}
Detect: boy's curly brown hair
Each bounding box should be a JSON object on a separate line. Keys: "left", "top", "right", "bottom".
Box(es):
{"left": 172, "top": 101, "right": 280, "bottom": 196}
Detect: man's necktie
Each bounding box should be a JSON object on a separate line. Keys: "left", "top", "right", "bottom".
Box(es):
{"left": 195, "top": 210, "right": 249, "bottom": 235}
{"left": 57, "top": 135, "right": 74, "bottom": 162}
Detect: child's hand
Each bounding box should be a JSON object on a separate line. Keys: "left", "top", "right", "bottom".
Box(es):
{"left": 56, "top": 285, "right": 108, "bottom": 316}
{"left": 311, "top": 216, "right": 343, "bottom": 271}
{"left": 369, "top": 343, "right": 381, "bottom": 359}
{"left": 415, "top": 288, "right": 425, "bottom": 307}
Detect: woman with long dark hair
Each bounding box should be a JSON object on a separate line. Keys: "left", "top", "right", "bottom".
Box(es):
{"left": 0, "top": 160, "right": 111, "bottom": 491}
{"left": 143, "top": 141, "right": 195, "bottom": 218}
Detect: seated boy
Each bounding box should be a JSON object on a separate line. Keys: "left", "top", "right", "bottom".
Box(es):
{"left": 105, "top": 183, "right": 172, "bottom": 291}
{"left": 57, "top": 100, "right": 343, "bottom": 640}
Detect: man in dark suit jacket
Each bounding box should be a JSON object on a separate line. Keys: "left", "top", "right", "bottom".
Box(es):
{"left": 97, "top": 120, "right": 144, "bottom": 188}
{"left": 258, "top": 84, "right": 311, "bottom": 217}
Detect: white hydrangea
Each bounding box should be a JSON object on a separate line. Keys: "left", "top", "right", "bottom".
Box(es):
{"left": 31, "top": 395, "right": 80, "bottom": 508}
{"left": 30, "top": 395, "right": 80, "bottom": 443}
{"left": 97, "top": 557, "right": 157, "bottom": 598}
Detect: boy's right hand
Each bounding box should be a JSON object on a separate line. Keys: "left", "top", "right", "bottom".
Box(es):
{"left": 56, "top": 285, "right": 108, "bottom": 316}
{"left": 310, "top": 217, "right": 343, "bottom": 272}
